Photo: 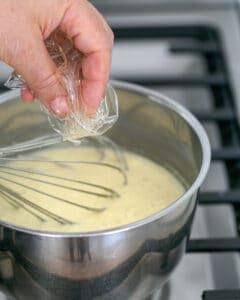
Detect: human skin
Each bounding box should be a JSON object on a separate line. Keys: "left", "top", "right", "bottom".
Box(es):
{"left": 0, "top": 0, "right": 113, "bottom": 116}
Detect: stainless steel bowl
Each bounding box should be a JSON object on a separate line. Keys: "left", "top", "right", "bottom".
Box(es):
{"left": 0, "top": 81, "right": 210, "bottom": 299}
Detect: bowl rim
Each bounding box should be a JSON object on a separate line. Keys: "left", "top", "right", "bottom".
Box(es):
{"left": 0, "top": 80, "right": 211, "bottom": 237}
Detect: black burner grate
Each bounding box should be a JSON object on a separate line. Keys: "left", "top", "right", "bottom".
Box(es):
{"left": 203, "top": 290, "right": 240, "bottom": 300}
{"left": 113, "top": 25, "right": 240, "bottom": 299}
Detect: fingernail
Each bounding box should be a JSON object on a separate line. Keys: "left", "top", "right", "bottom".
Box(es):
{"left": 82, "top": 103, "right": 96, "bottom": 117}
{"left": 21, "top": 86, "right": 34, "bottom": 103}
{"left": 51, "top": 96, "right": 69, "bottom": 117}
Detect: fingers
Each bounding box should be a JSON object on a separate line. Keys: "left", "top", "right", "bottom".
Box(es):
{"left": 7, "top": 29, "right": 69, "bottom": 116}
{"left": 21, "top": 86, "right": 34, "bottom": 103}
{"left": 61, "top": 0, "right": 113, "bottom": 113}
{"left": 80, "top": 50, "right": 111, "bottom": 114}
{"left": 1, "top": 0, "right": 113, "bottom": 117}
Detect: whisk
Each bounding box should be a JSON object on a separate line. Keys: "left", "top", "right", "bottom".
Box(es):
{"left": 0, "top": 135, "right": 127, "bottom": 225}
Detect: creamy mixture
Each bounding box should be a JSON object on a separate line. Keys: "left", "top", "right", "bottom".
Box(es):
{"left": 0, "top": 146, "right": 185, "bottom": 232}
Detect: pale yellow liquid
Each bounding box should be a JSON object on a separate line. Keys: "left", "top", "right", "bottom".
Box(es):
{"left": 0, "top": 146, "right": 185, "bottom": 232}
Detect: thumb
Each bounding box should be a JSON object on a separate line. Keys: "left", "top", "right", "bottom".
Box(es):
{"left": 9, "top": 32, "right": 68, "bottom": 116}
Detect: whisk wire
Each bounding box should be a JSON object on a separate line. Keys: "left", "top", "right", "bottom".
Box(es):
{"left": 0, "top": 173, "right": 106, "bottom": 213}
{"left": 0, "top": 135, "right": 128, "bottom": 225}
{"left": 0, "top": 166, "right": 119, "bottom": 198}
{"left": 0, "top": 183, "right": 71, "bottom": 224}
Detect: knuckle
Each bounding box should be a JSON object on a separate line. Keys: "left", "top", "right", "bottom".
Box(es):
{"left": 29, "top": 72, "right": 59, "bottom": 98}
{"left": 104, "top": 23, "right": 114, "bottom": 49}
{"left": 98, "top": 19, "right": 114, "bottom": 50}
{"left": 108, "top": 28, "right": 114, "bottom": 48}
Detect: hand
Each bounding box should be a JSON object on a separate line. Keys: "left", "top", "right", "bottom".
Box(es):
{"left": 0, "top": 0, "right": 113, "bottom": 116}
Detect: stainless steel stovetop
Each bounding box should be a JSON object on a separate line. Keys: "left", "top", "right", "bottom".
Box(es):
{"left": 1, "top": 1, "right": 240, "bottom": 299}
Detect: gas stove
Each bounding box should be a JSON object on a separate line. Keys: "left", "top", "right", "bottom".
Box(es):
{"left": 94, "top": 1, "right": 240, "bottom": 299}
{"left": 1, "top": 1, "right": 240, "bottom": 299}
